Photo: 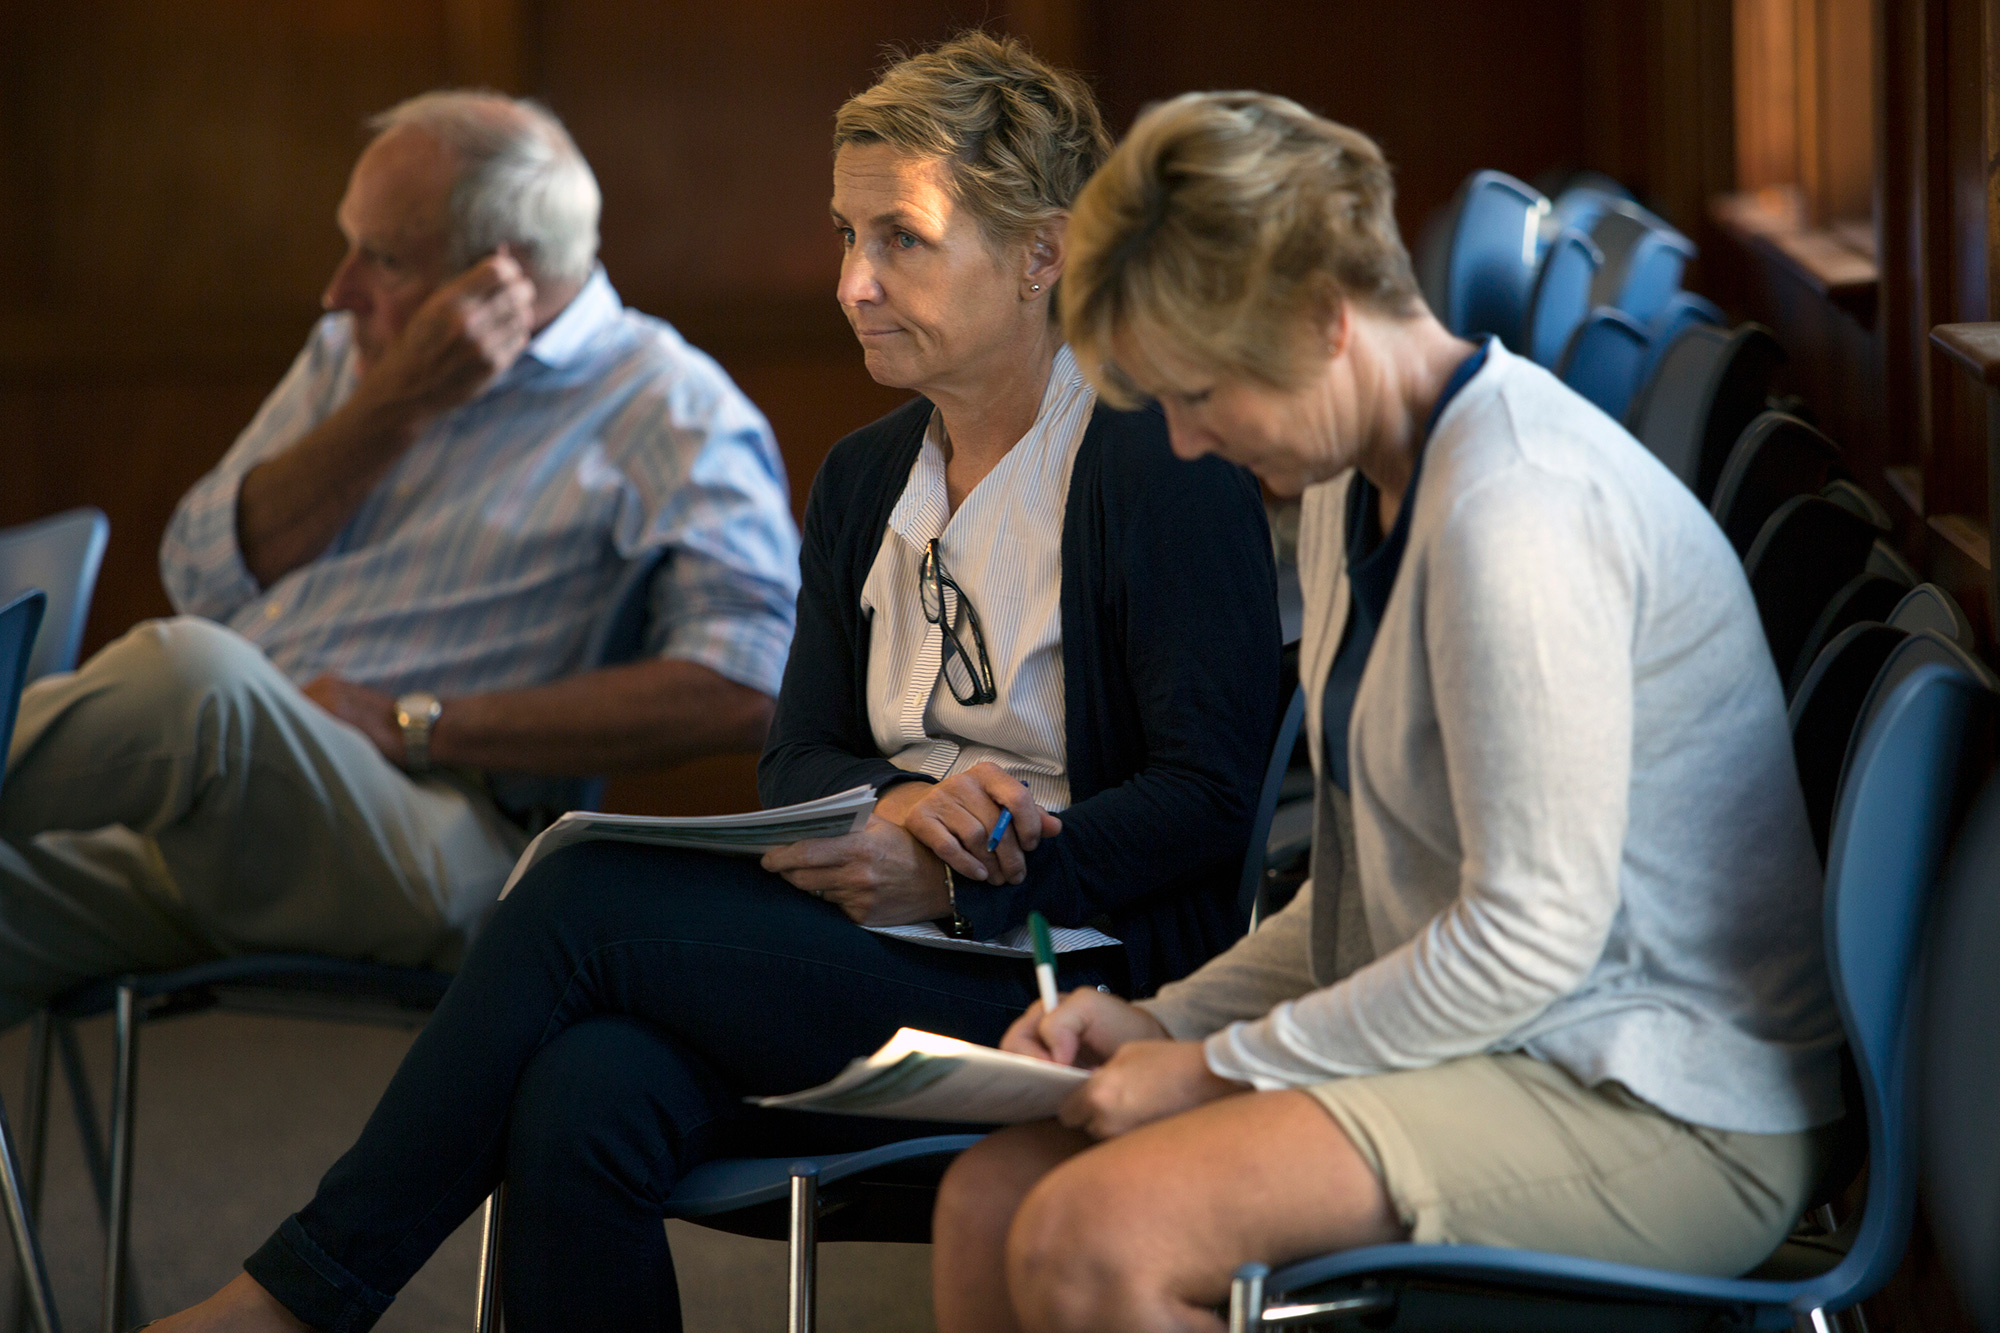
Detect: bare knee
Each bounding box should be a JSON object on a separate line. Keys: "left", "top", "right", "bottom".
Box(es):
{"left": 1006, "top": 1163, "right": 1146, "bottom": 1333}
{"left": 937, "top": 1123, "right": 1083, "bottom": 1246}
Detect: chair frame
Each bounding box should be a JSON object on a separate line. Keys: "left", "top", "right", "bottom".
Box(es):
{"left": 0, "top": 590, "right": 62, "bottom": 1333}
{"left": 469, "top": 682, "right": 1313, "bottom": 1333}
{"left": 1224, "top": 662, "right": 1991, "bottom": 1333}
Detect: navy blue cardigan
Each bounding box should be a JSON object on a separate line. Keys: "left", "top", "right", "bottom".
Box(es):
{"left": 758, "top": 396, "right": 1281, "bottom": 995}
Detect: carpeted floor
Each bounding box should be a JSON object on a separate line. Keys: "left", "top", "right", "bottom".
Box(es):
{"left": 0, "top": 1011, "right": 933, "bottom": 1332}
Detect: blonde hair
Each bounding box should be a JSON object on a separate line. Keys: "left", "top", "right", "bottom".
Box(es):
{"left": 1063, "top": 91, "right": 1422, "bottom": 407}
{"left": 833, "top": 30, "right": 1111, "bottom": 258}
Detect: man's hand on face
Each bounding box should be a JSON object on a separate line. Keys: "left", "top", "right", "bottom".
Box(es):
{"left": 355, "top": 250, "right": 537, "bottom": 426}
{"left": 302, "top": 676, "right": 406, "bottom": 768}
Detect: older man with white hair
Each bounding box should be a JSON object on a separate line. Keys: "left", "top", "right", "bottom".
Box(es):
{"left": 0, "top": 91, "right": 801, "bottom": 1020}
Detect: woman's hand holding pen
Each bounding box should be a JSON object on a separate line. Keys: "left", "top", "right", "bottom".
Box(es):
{"left": 1002, "top": 988, "right": 1166, "bottom": 1068}
{"left": 1003, "top": 989, "right": 1247, "bottom": 1138}
{"left": 880, "top": 762, "right": 1061, "bottom": 886}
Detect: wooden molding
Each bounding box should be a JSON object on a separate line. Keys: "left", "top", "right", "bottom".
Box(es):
{"left": 1929, "top": 322, "right": 2000, "bottom": 387}
{"left": 1711, "top": 189, "right": 1878, "bottom": 321}
{"left": 1929, "top": 513, "right": 1993, "bottom": 574}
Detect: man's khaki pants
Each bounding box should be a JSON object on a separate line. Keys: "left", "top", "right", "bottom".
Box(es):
{"left": 0, "top": 618, "right": 527, "bottom": 1028}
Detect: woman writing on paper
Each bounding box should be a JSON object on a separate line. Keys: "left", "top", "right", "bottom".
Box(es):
{"left": 153, "top": 34, "right": 1278, "bottom": 1333}
{"left": 928, "top": 93, "right": 1842, "bottom": 1332}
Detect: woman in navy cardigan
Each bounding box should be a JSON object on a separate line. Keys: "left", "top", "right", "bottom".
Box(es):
{"left": 153, "top": 33, "right": 1278, "bottom": 1333}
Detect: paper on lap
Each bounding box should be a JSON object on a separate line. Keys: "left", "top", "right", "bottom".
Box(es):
{"left": 498, "top": 785, "right": 877, "bottom": 897}
{"left": 752, "top": 1027, "right": 1087, "bottom": 1123}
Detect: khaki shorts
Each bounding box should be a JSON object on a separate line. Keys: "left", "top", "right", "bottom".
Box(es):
{"left": 1305, "top": 1053, "right": 1833, "bottom": 1278}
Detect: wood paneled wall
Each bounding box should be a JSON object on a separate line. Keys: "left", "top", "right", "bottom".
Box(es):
{"left": 1, "top": 0, "right": 1638, "bottom": 813}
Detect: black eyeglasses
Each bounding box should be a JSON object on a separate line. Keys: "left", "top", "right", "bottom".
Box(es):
{"left": 920, "top": 538, "right": 997, "bottom": 706}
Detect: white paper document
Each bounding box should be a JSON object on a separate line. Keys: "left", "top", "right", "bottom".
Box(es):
{"left": 751, "top": 1027, "right": 1088, "bottom": 1123}
{"left": 865, "top": 920, "right": 1121, "bottom": 957}
{"left": 499, "top": 785, "right": 878, "bottom": 897}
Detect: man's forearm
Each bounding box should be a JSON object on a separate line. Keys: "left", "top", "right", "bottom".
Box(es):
{"left": 236, "top": 390, "right": 426, "bottom": 587}
{"left": 428, "top": 658, "right": 776, "bottom": 775}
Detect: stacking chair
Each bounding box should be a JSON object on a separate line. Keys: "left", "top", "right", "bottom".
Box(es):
{"left": 1820, "top": 479, "right": 1892, "bottom": 531}
{"left": 1785, "top": 576, "right": 1909, "bottom": 702}
{"left": 1228, "top": 659, "right": 1993, "bottom": 1333}
{"left": 1434, "top": 171, "right": 1549, "bottom": 349}
{"left": 0, "top": 510, "right": 108, "bottom": 686}
{"left": 1743, "top": 496, "right": 1888, "bottom": 689}
{"left": 471, "top": 681, "right": 1316, "bottom": 1333}
{"left": 1921, "top": 774, "right": 2000, "bottom": 1332}
{"left": 1627, "top": 323, "right": 1787, "bottom": 500}
{"left": 1708, "top": 414, "right": 1843, "bottom": 556}
{"left": 1521, "top": 229, "right": 1601, "bottom": 368}
{"left": 0, "top": 591, "right": 63, "bottom": 1333}
{"left": 1886, "top": 582, "right": 1975, "bottom": 649}
{"left": 21, "top": 550, "right": 671, "bottom": 1333}
{"left": 1553, "top": 308, "right": 1650, "bottom": 419}
{"left": 1591, "top": 214, "right": 1696, "bottom": 327}
{"left": 1787, "top": 623, "right": 1908, "bottom": 862}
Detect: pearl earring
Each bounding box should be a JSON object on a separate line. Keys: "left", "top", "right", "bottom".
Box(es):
{"left": 1031, "top": 283, "right": 1041, "bottom": 292}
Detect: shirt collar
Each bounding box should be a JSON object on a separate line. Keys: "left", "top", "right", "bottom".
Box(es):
{"left": 520, "top": 266, "right": 620, "bottom": 370}
{"left": 885, "top": 344, "right": 1088, "bottom": 550}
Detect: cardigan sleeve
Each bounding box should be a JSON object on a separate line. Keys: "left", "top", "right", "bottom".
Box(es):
{"left": 1203, "top": 467, "right": 1637, "bottom": 1085}
{"left": 756, "top": 438, "right": 928, "bottom": 806}
{"left": 951, "top": 442, "right": 1282, "bottom": 941}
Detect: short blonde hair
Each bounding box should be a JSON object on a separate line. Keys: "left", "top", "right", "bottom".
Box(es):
{"left": 833, "top": 30, "right": 1111, "bottom": 254}
{"left": 1064, "top": 92, "right": 1422, "bottom": 406}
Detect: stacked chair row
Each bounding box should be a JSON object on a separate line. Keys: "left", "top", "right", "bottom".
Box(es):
{"left": 1420, "top": 168, "right": 1727, "bottom": 423}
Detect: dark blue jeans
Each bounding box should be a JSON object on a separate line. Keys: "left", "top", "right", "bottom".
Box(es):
{"left": 243, "top": 842, "right": 1125, "bottom": 1332}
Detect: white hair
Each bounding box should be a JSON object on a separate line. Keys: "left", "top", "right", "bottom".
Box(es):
{"left": 369, "top": 90, "right": 601, "bottom": 287}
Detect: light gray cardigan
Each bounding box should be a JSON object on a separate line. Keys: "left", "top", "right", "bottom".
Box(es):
{"left": 1141, "top": 343, "right": 1843, "bottom": 1135}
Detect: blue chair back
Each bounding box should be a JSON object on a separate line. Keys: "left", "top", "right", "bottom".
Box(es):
{"left": 1555, "top": 308, "right": 1650, "bottom": 420}
{"left": 0, "top": 508, "right": 108, "bottom": 682}
{"left": 1522, "top": 229, "right": 1602, "bottom": 368}
{"left": 1238, "top": 685, "right": 1306, "bottom": 929}
{"left": 1604, "top": 226, "right": 1696, "bottom": 326}
{"left": 1813, "top": 662, "right": 1989, "bottom": 1304}
{"left": 1708, "top": 412, "right": 1843, "bottom": 556}
{"left": 1546, "top": 183, "right": 1621, "bottom": 241}
{"left": 1631, "top": 292, "right": 1725, "bottom": 410}
{"left": 1443, "top": 171, "right": 1549, "bottom": 349}
{"left": 1922, "top": 773, "right": 2000, "bottom": 1330}
{"left": 0, "top": 590, "right": 48, "bottom": 792}
{"left": 485, "top": 547, "right": 670, "bottom": 821}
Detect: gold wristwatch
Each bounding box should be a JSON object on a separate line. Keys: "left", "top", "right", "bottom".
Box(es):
{"left": 394, "top": 691, "right": 444, "bottom": 773}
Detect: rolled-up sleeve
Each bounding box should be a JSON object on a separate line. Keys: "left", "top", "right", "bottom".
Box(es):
{"left": 160, "top": 317, "right": 350, "bottom": 619}
{"left": 628, "top": 358, "right": 801, "bottom": 700}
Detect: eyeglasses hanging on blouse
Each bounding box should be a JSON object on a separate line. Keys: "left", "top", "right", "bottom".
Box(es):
{"left": 920, "top": 537, "right": 998, "bottom": 706}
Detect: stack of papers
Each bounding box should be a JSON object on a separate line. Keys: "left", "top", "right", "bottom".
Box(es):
{"left": 499, "top": 785, "right": 877, "bottom": 896}
{"left": 753, "top": 1028, "right": 1087, "bottom": 1123}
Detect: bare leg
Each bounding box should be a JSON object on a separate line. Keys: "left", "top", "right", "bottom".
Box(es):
{"left": 1003, "top": 1090, "right": 1403, "bottom": 1333}
{"left": 934, "top": 1121, "right": 1094, "bottom": 1333}
{"left": 143, "top": 1274, "right": 309, "bottom": 1333}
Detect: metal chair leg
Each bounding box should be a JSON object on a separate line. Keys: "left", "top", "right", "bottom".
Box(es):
{"left": 1229, "top": 1263, "right": 1268, "bottom": 1333}
{"left": 787, "top": 1164, "right": 818, "bottom": 1333}
{"left": 474, "top": 1187, "right": 503, "bottom": 1333}
{"left": 54, "top": 1021, "right": 110, "bottom": 1225}
{"left": 101, "top": 985, "right": 139, "bottom": 1333}
{"left": 11, "top": 1014, "right": 55, "bottom": 1333}
{"left": 0, "top": 1092, "right": 62, "bottom": 1333}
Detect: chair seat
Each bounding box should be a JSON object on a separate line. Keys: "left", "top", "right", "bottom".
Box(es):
{"left": 47, "top": 954, "right": 454, "bottom": 1023}
{"left": 1265, "top": 1241, "right": 1828, "bottom": 1326}
{"left": 661, "top": 1133, "right": 984, "bottom": 1245}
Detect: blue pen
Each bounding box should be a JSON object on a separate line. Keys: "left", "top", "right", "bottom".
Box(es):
{"left": 986, "top": 808, "right": 1014, "bottom": 852}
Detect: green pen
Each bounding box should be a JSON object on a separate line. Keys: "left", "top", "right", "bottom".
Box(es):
{"left": 1028, "top": 910, "right": 1060, "bottom": 1013}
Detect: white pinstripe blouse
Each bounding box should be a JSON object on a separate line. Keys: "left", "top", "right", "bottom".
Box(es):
{"left": 859, "top": 345, "right": 1093, "bottom": 813}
